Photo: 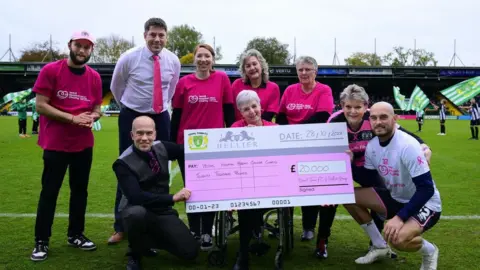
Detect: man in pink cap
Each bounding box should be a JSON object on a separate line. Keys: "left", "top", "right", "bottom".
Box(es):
{"left": 30, "top": 30, "right": 103, "bottom": 262}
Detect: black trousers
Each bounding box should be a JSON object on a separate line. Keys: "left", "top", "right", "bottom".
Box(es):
{"left": 237, "top": 208, "right": 268, "bottom": 254}
{"left": 121, "top": 205, "right": 199, "bottom": 260}
{"left": 34, "top": 148, "right": 93, "bottom": 241}
{"left": 301, "top": 206, "right": 337, "bottom": 239}
{"left": 113, "top": 107, "right": 171, "bottom": 232}
{"left": 178, "top": 157, "right": 216, "bottom": 236}
{"left": 18, "top": 119, "right": 26, "bottom": 134}
{"left": 32, "top": 119, "right": 39, "bottom": 133}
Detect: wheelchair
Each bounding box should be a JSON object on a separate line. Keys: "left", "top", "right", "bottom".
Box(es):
{"left": 207, "top": 207, "right": 294, "bottom": 269}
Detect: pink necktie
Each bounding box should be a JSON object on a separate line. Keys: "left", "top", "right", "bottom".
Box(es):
{"left": 152, "top": 55, "right": 163, "bottom": 113}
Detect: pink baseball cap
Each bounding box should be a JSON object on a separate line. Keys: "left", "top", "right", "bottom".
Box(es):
{"left": 70, "top": 30, "right": 95, "bottom": 45}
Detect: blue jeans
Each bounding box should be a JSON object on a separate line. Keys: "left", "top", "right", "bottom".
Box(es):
{"left": 113, "top": 107, "right": 171, "bottom": 232}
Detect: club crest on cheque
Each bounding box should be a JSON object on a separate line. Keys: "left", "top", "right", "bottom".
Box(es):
{"left": 188, "top": 132, "right": 209, "bottom": 150}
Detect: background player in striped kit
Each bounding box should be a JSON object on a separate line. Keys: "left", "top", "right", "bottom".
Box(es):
{"left": 461, "top": 98, "right": 479, "bottom": 140}
{"left": 416, "top": 109, "right": 425, "bottom": 132}
{"left": 437, "top": 99, "right": 447, "bottom": 135}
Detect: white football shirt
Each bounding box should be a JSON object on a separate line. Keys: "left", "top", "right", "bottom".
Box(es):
{"left": 364, "top": 129, "right": 442, "bottom": 213}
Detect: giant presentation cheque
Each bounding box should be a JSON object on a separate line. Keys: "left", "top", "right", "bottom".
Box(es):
{"left": 184, "top": 122, "right": 355, "bottom": 213}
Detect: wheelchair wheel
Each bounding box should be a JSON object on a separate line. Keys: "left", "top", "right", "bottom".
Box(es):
{"left": 214, "top": 211, "right": 227, "bottom": 248}
{"left": 283, "top": 207, "right": 294, "bottom": 253}
{"left": 274, "top": 247, "right": 284, "bottom": 270}
{"left": 207, "top": 249, "right": 227, "bottom": 267}
{"left": 263, "top": 209, "right": 280, "bottom": 239}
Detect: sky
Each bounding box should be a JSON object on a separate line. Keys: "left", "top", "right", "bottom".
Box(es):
{"left": 0, "top": 0, "right": 478, "bottom": 66}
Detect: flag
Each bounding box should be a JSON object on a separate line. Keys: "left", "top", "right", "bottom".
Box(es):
{"left": 2, "top": 88, "right": 32, "bottom": 103}
{"left": 406, "top": 86, "right": 430, "bottom": 112}
{"left": 28, "top": 98, "right": 36, "bottom": 106}
{"left": 91, "top": 105, "right": 110, "bottom": 131}
{"left": 169, "top": 161, "right": 180, "bottom": 187}
{"left": 393, "top": 86, "right": 407, "bottom": 110}
{"left": 440, "top": 76, "right": 480, "bottom": 106}
{"left": 92, "top": 121, "right": 102, "bottom": 131}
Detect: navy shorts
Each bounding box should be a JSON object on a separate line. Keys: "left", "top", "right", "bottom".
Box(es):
{"left": 440, "top": 119, "right": 446, "bottom": 124}
{"left": 373, "top": 187, "right": 441, "bottom": 232}
{"left": 471, "top": 119, "right": 479, "bottom": 126}
{"left": 416, "top": 117, "right": 424, "bottom": 122}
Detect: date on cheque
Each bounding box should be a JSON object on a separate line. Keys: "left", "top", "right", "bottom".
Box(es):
{"left": 188, "top": 204, "right": 220, "bottom": 211}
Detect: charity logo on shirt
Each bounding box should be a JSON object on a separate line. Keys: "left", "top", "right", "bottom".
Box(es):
{"left": 188, "top": 95, "right": 218, "bottom": 104}
{"left": 286, "top": 103, "right": 313, "bottom": 110}
{"left": 56, "top": 89, "right": 91, "bottom": 102}
{"left": 378, "top": 157, "right": 400, "bottom": 177}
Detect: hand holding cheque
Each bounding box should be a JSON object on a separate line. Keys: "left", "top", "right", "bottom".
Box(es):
{"left": 183, "top": 122, "right": 355, "bottom": 213}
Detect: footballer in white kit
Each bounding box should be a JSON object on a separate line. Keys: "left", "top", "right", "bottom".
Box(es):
{"left": 364, "top": 127, "right": 442, "bottom": 228}
{"left": 344, "top": 102, "right": 441, "bottom": 270}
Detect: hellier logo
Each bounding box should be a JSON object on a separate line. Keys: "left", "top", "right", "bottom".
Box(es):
{"left": 217, "top": 130, "right": 258, "bottom": 149}
{"left": 188, "top": 132, "right": 208, "bottom": 150}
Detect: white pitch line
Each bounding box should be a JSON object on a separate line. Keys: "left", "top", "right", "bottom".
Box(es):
{"left": 0, "top": 213, "right": 479, "bottom": 220}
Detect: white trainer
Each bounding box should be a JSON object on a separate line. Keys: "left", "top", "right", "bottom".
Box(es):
{"left": 355, "top": 246, "right": 392, "bottom": 264}
{"left": 420, "top": 244, "right": 439, "bottom": 270}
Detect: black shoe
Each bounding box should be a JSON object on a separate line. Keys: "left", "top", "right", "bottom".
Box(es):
{"left": 126, "top": 255, "right": 141, "bottom": 270}
{"left": 249, "top": 241, "right": 270, "bottom": 256}
{"left": 232, "top": 252, "right": 249, "bottom": 270}
{"left": 314, "top": 238, "right": 328, "bottom": 259}
{"left": 67, "top": 234, "right": 97, "bottom": 251}
{"left": 144, "top": 249, "right": 158, "bottom": 257}
{"left": 31, "top": 240, "right": 49, "bottom": 261}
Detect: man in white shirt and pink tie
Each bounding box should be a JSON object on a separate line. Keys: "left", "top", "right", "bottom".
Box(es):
{"left": 109, "top": 17, "right": 181, "bottom": 244}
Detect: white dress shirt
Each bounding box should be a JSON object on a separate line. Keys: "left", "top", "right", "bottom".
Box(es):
{"left": 111, "top": 45, "right": 181, "bottom": 114}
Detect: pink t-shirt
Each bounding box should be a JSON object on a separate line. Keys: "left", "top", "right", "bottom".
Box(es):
{"left": 231, "top": 119, "right": 277, "bottom": 127}
{"left": 231, "top": 79, "right": 280, "bottom": 120}
{"left": 33, "top": 59, "right": 103, "bottom": 152}
{"left": 172, "top": 71, "right": 233, "bottom": 144}
{"left": 279, "top": 82, "right": 334, "bottom": 124}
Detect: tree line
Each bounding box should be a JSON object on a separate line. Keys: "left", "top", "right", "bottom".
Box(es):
{"left": 17, "top": 25, "right": 438, "bottom": 67}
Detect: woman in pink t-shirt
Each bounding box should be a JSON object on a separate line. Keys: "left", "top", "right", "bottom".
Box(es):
{"left": 170, "top": 43, "right": 235, "bottom": 251}
{"left": 231, "top": 89, "right": 277, "bottom": 269}
{"left": 277, "top": 56, "right": 335, "bottom": 258}
{"left": 231, "top": 49, "right": 280, "bottom": 122}
{"left": 232, "top": 90, "right": 277, "bottom": 127}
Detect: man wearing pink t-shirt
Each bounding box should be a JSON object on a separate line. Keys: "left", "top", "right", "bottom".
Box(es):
{"left": 277, "top": 56, "right": 335, "bottom": 259}
{"left": 30, "top": 31, "right": 102, "bottom": 262}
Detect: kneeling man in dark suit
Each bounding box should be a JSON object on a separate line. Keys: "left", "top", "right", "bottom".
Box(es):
{"left": 113, "top": 116, "right": 199, "bottom": 270}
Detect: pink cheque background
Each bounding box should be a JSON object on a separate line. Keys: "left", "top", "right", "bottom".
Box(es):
{"left": 185, "top": 153, "right": 354, "bottom": 202}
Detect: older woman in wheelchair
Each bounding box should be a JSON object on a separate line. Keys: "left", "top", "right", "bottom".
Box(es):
{"left": 206, "top": 90, "right": 293, "bottom": 270}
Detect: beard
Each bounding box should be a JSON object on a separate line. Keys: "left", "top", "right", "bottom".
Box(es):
{"left": 69, "top": 50, "right": 91, "bottom": 65}
{"left": 373, "top": 124, "right": 393, "bottom": 137}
